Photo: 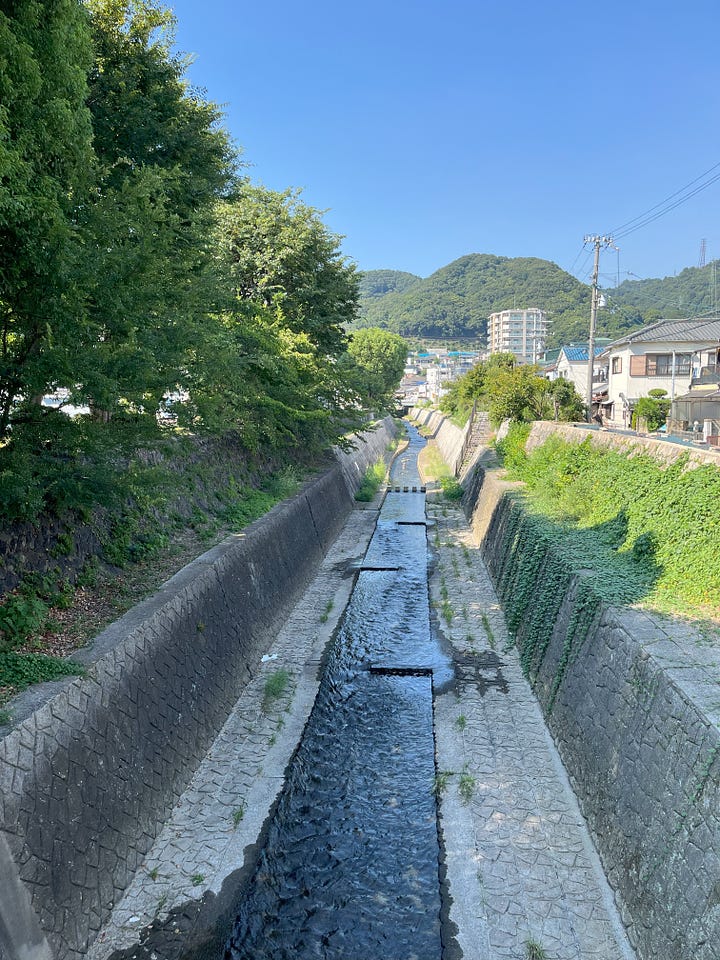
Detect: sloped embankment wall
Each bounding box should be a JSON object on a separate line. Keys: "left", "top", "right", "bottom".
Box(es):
{"left": 0, "top": 419, "right": 395, "bottom": 960}
{"left": 464, "top": 463, "right": 720, "bottom": 960}
{"left": 408, "top": 408, "right": 468, "bottom": 475}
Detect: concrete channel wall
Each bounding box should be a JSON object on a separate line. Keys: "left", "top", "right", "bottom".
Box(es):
{"left": 0, "top": 420, "right": 395, "bottom": 960}
{"left": 463, "top": 462, "right": 720, "bottom": 960}
{"left": 408, "top": 408, "right": 468, "bottom": 475}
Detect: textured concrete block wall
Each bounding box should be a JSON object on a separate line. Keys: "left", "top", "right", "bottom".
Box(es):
{"left": 466, "top": 466, "right": 720, "bottom": 960}
{"left": 0, "top": 421, "right": 395, "bottom": 960}
{"left": 433, "top": 418, "right": 466, "bottom": 475}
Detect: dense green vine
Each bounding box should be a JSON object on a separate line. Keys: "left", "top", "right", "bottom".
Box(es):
{"left": 498, "top": 428, "right": 720, "bottom": 619}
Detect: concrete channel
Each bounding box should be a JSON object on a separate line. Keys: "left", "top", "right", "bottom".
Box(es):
{"left": 88, "top": 424, "right": 636, "bottom": 959}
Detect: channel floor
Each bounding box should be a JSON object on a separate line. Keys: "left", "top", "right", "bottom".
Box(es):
{"left": 88, "top": 470, "right": 636, "bottom": 960}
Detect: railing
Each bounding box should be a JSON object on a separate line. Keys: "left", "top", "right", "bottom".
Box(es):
{"left": 690, "top": 364, "right": 720, "bottom": 386}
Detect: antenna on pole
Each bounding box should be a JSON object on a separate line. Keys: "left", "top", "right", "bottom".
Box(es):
{"left": 584, "top": 235, "right": 615, "bottom": 422}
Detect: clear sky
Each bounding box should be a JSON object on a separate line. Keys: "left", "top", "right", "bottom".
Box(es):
{"left": 169, "top": 0, "right": 720, "bottom": 287}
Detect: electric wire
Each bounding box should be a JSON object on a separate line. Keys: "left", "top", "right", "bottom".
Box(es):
{"left": 609, "top": 162, "right": 720, "bottom": 241}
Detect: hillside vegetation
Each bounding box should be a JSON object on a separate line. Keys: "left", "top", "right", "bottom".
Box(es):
{"left": 356, "top": 255, "right": 591, "bottom": 342}
{"left": 609, "top": 261, "right": 720, "bottom": 319}
{"left": 358, "top": 254, "right": 720, "bottom": 347}
{"left": 358, "top": 269, "right": 421, "bottom": 301}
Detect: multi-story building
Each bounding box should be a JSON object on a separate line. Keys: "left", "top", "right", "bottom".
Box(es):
{"left": 488, "top": 308, "right": 549, "bottom": 364}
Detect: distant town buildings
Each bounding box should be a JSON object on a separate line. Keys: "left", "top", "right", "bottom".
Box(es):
{"left": 398, "top": 349, "right": 480, "bottom": 405}
{"left": 488, "top": 308, "right": 549, "bottom": 364}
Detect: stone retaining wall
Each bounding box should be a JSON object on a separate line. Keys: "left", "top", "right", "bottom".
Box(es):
{"left": 464, "top": 464, "right": 720, "bottom": 960}
{"left": 527, "top": 420, "right": 720, "bottom": 468}
{"left": 0, "top": 420, "right": 395, "bottom": 960}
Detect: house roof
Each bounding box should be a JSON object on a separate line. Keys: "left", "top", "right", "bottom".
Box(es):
{"left": 603, "top": 317, "right": 720, "bottom": 350}
{"left": 560, "top": 346, "right": 605, "bottom": 362}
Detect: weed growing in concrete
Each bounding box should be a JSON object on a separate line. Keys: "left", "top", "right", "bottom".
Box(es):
{"left": 452, "top": 557, "right": 460, "bottom": 576}
{"left": 440, "top": 578, "right": 449, "bottom": 601}
{"left": 441, "top": 477, "right": 464, "bottom": 501}
{"left": 461, "top": 604, "right": 468, "bottom": 621}
{"left": 524, "top": 937, "right": 548, "bottom": 960}
{"left": 459, "top": 770, "right": 476, "bottom": 803}
{"left": 455, "top": 714, "right": 467, "bottom": 732}
{"left": 441, "top": 600, "right": 454, "bottom": 625}
{"left": 232, "top": 807, "right": 245, "bottom": 828}
{"left": 191, "top": 874, "right": 205, "bottom": 886}
{"left": 433, "top": 771, "right": 451, "bottom": 797}
{"left": 354, "top": 460, "right": 386, "bottom": 501}
{"left": 320, "top": 599, "right": 334, "bottom": 624}
{"left": 262, "top": 668, "right": 291, "bottom": 710}
{"left": 155, "top": 894, "right": 168, "bottom": 915}
{"left": 481, "top": 613, "right": 496, "bottom": 650}
{"left": 462, "top": 545, "right": 472, "bottom": 566}
{"left": 148, "top": 867, "right": 158, "bottom": 881}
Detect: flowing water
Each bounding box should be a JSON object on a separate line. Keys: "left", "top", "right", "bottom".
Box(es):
{"left": 224, "top": 425, "right": 452, "bottom": 960}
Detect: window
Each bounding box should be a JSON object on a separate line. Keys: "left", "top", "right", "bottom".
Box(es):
{"left": 629, "top": 353, "right": 692, "bottom": 377}
{"left": 646, "top": 353, "right": 692, "bottom": 376}
{"left": 611, "top": 357, "right": 622, "bottom": 374}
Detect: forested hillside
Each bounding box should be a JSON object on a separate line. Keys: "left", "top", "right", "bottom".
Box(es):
{"left": 358, "top": 269, "right": 421, "bottom": 301}
{"left": 357, "top": 254, "right": 720, "bottom": 347}
{"left": 355, "top": 255, "right": 592, "bottom": 343}
{"left": 609, "top": 262, "right": 720, "bottom": 319}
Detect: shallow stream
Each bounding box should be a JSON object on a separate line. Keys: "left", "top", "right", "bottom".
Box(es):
{"left": 224, "top": 425, "right": 451, "bottom": 959}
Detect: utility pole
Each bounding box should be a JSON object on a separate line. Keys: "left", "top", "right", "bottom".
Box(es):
{"left": 584, "top": 235, "right": 613, "bottom": 422}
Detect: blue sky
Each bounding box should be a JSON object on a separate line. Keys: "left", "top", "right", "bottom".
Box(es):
{"left": 170, "top": 0, "right": 720, "bottom": 287}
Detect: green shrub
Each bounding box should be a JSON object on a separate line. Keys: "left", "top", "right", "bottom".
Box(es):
{"left": 440, "top": 477, "right": 463, "bottom": 500}
{"left": 0, "top": 652, "right": 83, "bottom": 692}
{"left": 354, "top": 460, "right": 386, "bottom": 501}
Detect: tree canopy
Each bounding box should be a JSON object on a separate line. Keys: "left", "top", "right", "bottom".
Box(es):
{"left": 0, "top": 0, "right": 372, "bottom": 522}
{"left": 441, "top": 354, "right": 585, "bottom": 426}
{"left": 346, "top": 328, "right": 407, "bottom": 412}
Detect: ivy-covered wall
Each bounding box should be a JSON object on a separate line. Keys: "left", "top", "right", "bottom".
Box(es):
{"left": 466, "top": 465, "right": 720, "bottom": 960}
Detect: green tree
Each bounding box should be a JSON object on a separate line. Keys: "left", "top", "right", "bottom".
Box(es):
{"left": 485, "top": 364, "right": 549, "bottom": 425}
{"left": 346, "top": 328, "right": 407, "bottom": 411}
{"left": 548, "top": 378, "right": 585, "bottom": 421}
{"left": 72, "top": 0, "right": 236, "bottom": 423}
{"left": 216, "top": 185, "right": 358, "bottom": 357}
{"left": 632, "top": 389, "right": 670, "bottom": 431}
{"left": 183, "top": 188, "right": 363, "bottom": 450}
{"left": 0, "top": 0, "right": 94, "bottom": 438}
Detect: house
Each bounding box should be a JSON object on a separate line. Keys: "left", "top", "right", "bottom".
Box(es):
{"left": 553, "top": 343, "right": 609, "bottom": 397}
{"left": 599, "top": 318, "right": 720, "bottom": 428}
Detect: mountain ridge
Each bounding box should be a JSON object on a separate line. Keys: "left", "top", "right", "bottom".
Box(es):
{"left": 355, "top": 254, "right": 720, "bottom": 348}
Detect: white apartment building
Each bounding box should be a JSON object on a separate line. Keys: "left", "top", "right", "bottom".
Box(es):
{"left": 488, "top": 308, "right": 549, "bottom": 364}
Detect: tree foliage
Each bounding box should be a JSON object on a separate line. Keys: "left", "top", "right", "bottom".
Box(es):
{"left": 346, "top": 327, "right": 407, "bottom": 411}
{"left": 0, "top": 0, "right": 95, "bottom": 436}
{"left": 441, "top": 354, "right": 584, "bottom": 426}
{"left": 0, "top": 0, "right": 369, "bottom": 523}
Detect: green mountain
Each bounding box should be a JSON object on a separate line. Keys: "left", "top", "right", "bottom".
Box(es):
{"left": 608, "top": 261, "right": 720, "bottom": 319}
{"left": 355, "top": 254, "right": 719, "bottom": 349}
{"left": 355, "top": 254, "right": 592, "bottom": 344}
{"left": 358, "top": 269, "right": 421, "bottom": 301}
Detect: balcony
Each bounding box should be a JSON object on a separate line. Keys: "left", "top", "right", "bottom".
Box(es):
{"left": 690, "top": 364, "right": 720, "bottom": 387}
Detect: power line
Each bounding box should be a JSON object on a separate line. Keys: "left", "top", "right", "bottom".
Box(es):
{"left": 610, "top": 163, "right": 720, "bottom": 241}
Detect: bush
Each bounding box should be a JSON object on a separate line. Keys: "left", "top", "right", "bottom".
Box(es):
{"left": 440, "top": 477, "right": 464, "bottom": 500}
{"left": 354, "top": 460, "right": 386, "bottom": 501}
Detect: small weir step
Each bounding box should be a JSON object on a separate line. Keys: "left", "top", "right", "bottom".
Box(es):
{"left": 368, "top": 665, "right": 433, "bottom": 677}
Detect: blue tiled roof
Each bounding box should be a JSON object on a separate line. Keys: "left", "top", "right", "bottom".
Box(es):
{"left": 562, "top": 346, "right": 605, "bottom": 362}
